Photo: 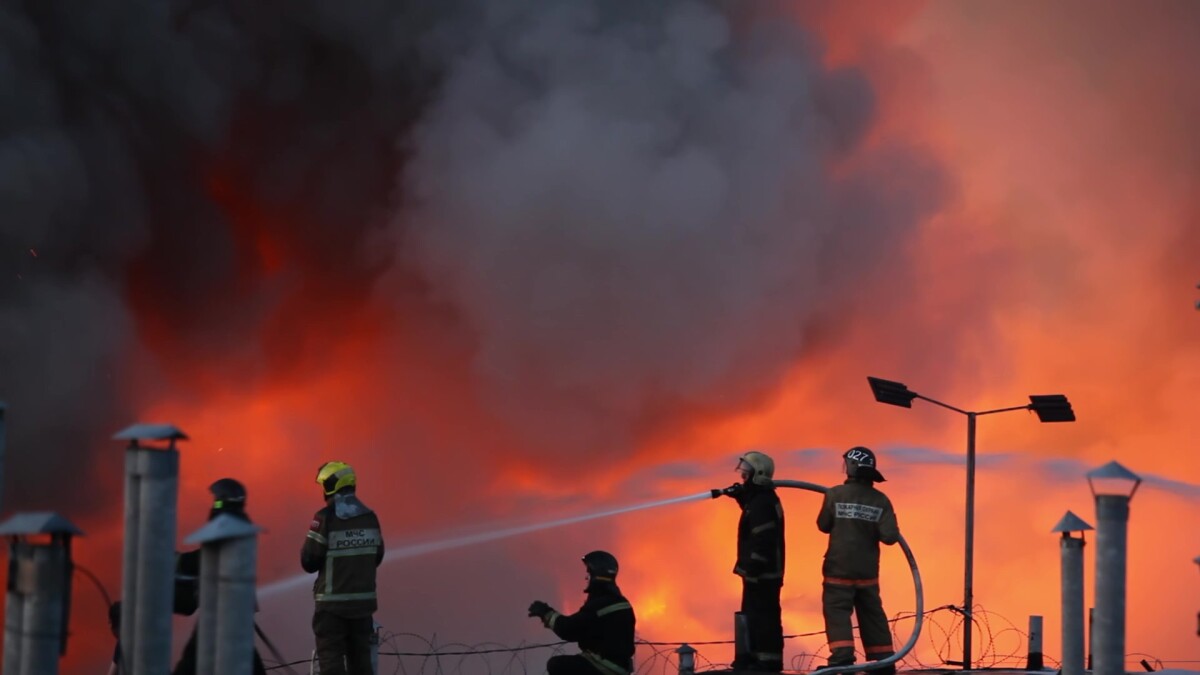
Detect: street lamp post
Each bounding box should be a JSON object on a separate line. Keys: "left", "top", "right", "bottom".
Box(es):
{"left": 867, "top": 376, "right": 1075, "bottom": 670}
{"left": 1087, "top": 461, "right": 1141, "bottom": 675}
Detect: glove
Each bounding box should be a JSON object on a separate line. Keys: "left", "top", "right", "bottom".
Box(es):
{"left": 528, "top": 600, "right": 552, "bottom": 619}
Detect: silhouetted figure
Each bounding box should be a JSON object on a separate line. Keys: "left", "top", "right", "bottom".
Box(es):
{"left": 528, "top": 551, "right": 636, "bottom": 675}
{"left": 172, "top": 478, "right": 267, "bottom": 675}
{"left": 717, "top": 451, "right": 785, "bottom": 672}
{"left": 301, "top": 461, "right": 384, "bottom": 675}
{"left": 816, "top": 447, "right": 899, "bottom": 674}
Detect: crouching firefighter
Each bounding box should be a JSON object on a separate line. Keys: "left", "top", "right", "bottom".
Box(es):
{"left": 528, "top": 551, "right": 636, "bottom": 675}
{"left": 816, "top": 447, "right": 899, "bottom": 675}
{"left": 301, "top": 461, "right": 385, "bottom": 675}
{"left": 714, "top": 451, "right": 785, "bottom": 672}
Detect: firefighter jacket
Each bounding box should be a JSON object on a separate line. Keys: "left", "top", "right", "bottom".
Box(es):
{"left": 816, "top": 478, "right": 899, "bottom": 580}
{"left": 541, "top": 580, "right": 636, "bottom": 675}
{"left": 301, "top": 491, "right": 385, "bottom": 618}
{"left": 733, "top": 483, "right": 785, "bottom": 584}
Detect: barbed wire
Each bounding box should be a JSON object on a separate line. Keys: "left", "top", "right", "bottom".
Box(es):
{"left": 261, "top": 604, "right": 1178, "bottom": 674}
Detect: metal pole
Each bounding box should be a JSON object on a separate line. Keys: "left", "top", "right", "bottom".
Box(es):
{"left": 1087, "top": 607, "right": 1094, "bottom": 670}
{"left": 121, "top": 449, "right": 139, "bottom": 673}
{"left": 1026, "top": 615, "right": 1043, "bottom": 670}
{"left": 733, "top": 612, "right": 749, "bottom": 666}
{"left": 121, "top": 445, "right": 179, "bottom": 675}
{"left": 3, "top": 540, "right": 69, "bottom": 675}
{"left": 676, "top": 644, "right": 697, "bottom": 675}
{"left": 0, "top": 403, "right": 7, "bottom": 515}
{"left": 188, "top": 515, "right": 260, "bottom": 675}
{"left": 1060, "top": 535, "right": 1086, "bottom": 675}
{"left": 216, "top": 535, "right": 257, "bottom": 675}
{"left": 1093, "top": 495, "right": 1130, "bottom": 675}
{"left": 4, "top": 542, "right": 27, "bottom": 675}
{"left": 195, "top": 546, "right": 220, "bottom": 675}
{"left": 962, "top": 412, "right": 977, "bottom": 670}
{"left": 20, "top": 542, "right": 69, "bottom": 675}
{"left": 371, "top": 622, "right": 380, "bottom": 675}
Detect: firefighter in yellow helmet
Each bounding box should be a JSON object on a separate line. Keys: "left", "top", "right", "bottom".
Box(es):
{"left": 815, "top": 447, "right": 899, "bottom": 675}
{"left": 715, "top": 451, "right": 785, "bottom": 672}
{"left": 301, "top": 461, "right": 385, "bottom": 675}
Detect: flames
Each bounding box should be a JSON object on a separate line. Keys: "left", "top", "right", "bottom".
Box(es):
{"left": 17, "top": 2, "right": 1200, "bottom": 672}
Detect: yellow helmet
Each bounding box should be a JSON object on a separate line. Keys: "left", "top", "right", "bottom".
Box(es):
{"left": 316, "top": 461, "right": 356, "bottom": 496}
{"left": 737, "top": 451, "right": 775, "bottom": 486}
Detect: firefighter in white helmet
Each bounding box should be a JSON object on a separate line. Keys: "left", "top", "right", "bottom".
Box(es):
{"left": 715, "top": 451, "right": 785, "bottom": 672}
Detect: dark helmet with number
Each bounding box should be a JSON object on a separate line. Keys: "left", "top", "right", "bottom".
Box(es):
{"left": 582, "top": 550, "right": 619, "bottom": 581}
{"left": 843, "top": 446, "right": 886, "bottom": 483}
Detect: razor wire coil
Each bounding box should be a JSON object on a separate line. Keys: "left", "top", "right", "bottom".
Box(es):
{"left": 259, "top": 604, "right": 1177, "bottom": 674}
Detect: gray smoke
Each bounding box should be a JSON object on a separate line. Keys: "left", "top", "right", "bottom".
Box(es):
{"left": 0, "top": 0, "right": 950, "bottom": 497}
{"left": 0, "top": 2, "right": 952, "bottom": 669}
{"left": 395, "top": 0, "right": 946, "bottom": 452}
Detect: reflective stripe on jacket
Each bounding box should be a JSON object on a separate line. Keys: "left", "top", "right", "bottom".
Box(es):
{"left": 542, "top": 583, "right": 636, "bottom": 674}
{"left": 301, "top": 492, "right": 385, "bottom": 617}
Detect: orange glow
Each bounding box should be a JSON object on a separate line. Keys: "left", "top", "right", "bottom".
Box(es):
{"left": 46, "top": 4, "right": 1200, "bottom": 672}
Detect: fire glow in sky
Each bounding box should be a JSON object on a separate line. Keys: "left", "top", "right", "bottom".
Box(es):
{"left": 1, "top": 1, "right": 1198, "bottom": 672}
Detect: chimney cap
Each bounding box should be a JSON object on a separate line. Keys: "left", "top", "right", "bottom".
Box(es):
{"left": 113, "top": 424, "right": 189, "bottom": 443}
{"left": 1051, "top": 510, "right": 1094, "bottom": 534}
{"left": 185, "top": 513, "right": 263, "bottom": 545}
{"left": 0, "top": 511, "right": 84, "bottom": 536}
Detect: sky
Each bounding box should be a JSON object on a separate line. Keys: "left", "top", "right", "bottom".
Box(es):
{"left": 0, "top": 0, "right": 1197, "bottom": 672}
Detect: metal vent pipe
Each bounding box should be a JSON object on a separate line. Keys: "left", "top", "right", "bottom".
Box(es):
{"left": 186, "top": 514, "right": 262, "bottom": 675}
{"left": 116, "top": 424, "right": 186, "bottom": 675}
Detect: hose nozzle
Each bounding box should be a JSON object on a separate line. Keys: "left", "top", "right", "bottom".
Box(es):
{"left": 711, "top": 483, "right": 744, "bottom": 499}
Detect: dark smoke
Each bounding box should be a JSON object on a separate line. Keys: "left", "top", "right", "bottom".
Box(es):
{"left": 392, "top": 0, "right": 947, "bottom": 452}
{"left": 0, "top": 0, "right": 436, "bottom": 510}
{"left": 0, "top": 0, "right": 946, "bottom": 517}
{"left": 0, "top": 1, "right": 952, "bottom": 669}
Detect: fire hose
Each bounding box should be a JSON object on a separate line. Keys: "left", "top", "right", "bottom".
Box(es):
{"left": 712, "top": 479, "right": 924, "bottom": 673}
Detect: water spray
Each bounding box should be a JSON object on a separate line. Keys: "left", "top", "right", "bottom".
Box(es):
{"left": 261, "top": 491, "right": 712, "bottom": 598}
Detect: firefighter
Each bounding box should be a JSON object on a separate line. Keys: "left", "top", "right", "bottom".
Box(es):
{"left": 816, "top": 447, "right": 899, "bottom": 674}
{"left": 528, "top": 550, "right": 637, "bottom": 675}
{"left": 301, "top": 461, "right": 385, "bottom": 675}
{"left": 716, "top": 451, "right": 785, "bottom": 672}
{"left": 172, "top": 478, "right": 267, "bottom": 675}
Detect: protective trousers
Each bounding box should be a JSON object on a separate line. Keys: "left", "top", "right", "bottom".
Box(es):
{"left": 313, "top": 611, "right": 374, "bottom": 675}
{"left": 821, "top": 579, "right": 894, "bottom": 667}
{"left": 741, "top": 580, "right": 783, "bottom": 668}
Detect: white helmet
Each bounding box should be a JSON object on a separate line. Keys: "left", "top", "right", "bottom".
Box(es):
{"left": 736, "top": 451, "right": 775, "bottom": 486}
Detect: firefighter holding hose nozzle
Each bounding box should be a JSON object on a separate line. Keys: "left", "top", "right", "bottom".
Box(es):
{"left": 714, "top": 451, "right": 785, "bottom": 672}
{"left": 814, "top": 447, "right": 899, "bottom": 674}
{"left": 528, "top": 550, "right": 637, "bottom": 675}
